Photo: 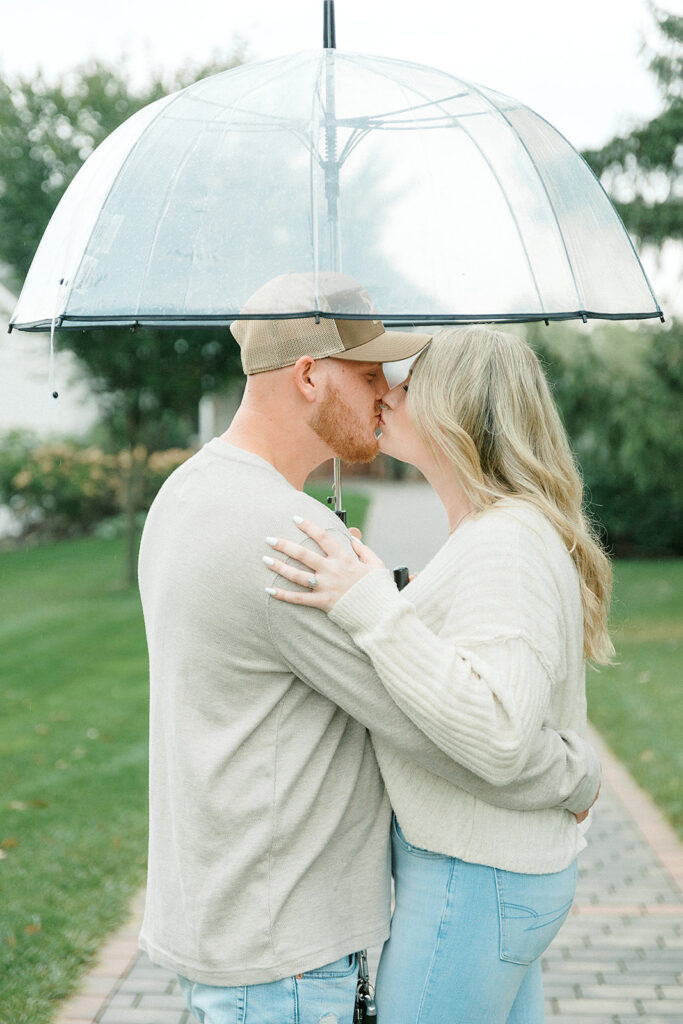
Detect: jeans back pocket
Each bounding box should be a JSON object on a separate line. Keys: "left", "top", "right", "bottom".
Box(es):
{"left": 494, "top": 860, "right": 577, "bottom": 966}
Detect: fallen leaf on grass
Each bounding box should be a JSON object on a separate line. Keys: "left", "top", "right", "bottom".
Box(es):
{"left": 0, "top": 837, "right": 19, "bottom": 849}
{"left": 23, "top": 920, "right": 41, "bottom": 935}
{"left": 30, "top": 799, "right": 48, "bottom": 809}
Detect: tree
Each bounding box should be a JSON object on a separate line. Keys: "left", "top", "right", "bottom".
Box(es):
{"left": 527, "top": 320, "right": 683, "bottom": 557}
{"left": 0, "top": 53, "right": 247, "bottom": 581}
{"left": 582, "top": 6, "right": 682, "bottom": 246}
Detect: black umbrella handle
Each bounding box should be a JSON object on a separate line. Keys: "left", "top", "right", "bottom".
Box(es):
{"left": 393, "top": 566, "right": 409, "bottom": 591}
{"left": 323, "top": 0, "right": 336, "bottom": 48}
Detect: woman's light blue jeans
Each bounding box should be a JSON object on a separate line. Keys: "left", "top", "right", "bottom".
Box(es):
{"left": 177, "top": 953, "right": 358, "bottom": 1024}
{"left": 376, "top": 818, "right": 577, "bottom": 1024}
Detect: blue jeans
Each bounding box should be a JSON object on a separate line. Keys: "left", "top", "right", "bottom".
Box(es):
{"left": 177, "top": 953, "right": 358, "bottom": 1024}
{"left": 376, "top": 818, "right": 577, "bottom": 1024}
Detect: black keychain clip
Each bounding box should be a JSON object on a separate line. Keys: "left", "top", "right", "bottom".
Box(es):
{"left": 354, "top": 949, "right": 377, "bottom": 1022}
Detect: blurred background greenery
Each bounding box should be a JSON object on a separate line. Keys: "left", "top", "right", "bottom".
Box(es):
{"left": 0, "top": 6, "right": 680, "bottom": 1024}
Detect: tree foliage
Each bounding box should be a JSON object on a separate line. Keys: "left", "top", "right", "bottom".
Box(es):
{"left": 0, "top": 52, "right": 248, "bottom": 442}
{"left": 0, "top": 53, "right": 247, "bottom": 579}
{"left": 0, "top": 54, "right": 247, "bottom": 279}
{"left": 528, "top": 321, "right": 683, "bottom": 557}
{"left": 582, "top": 6, "right": 682, "bottom": 245}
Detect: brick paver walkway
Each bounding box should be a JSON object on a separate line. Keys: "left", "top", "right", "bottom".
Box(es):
{"left": 52, "top": 724, "right": 683, "bottom": 1024}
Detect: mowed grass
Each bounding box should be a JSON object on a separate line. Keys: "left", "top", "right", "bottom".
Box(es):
{"left": 0, "top": 537, "right": 149, "bottom": 1024}
{"left": 586, "top": 560, "right": 683, "bottom": 838}
{"left": 304, "top": 481, "right": 369, "bottom": 530}
{"left": 0, "top": 487, "right": 368, "bottom": 1023}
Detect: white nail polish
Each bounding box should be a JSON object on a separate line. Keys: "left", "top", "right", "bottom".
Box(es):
{"left": 293, "top": 515, "right": 304, "bottom": 524}
{"left": 265, "top": 536, "right": 277, "bottom": 546}
{"left": 263, "top": 555, "right": 275, "bottom": 566}
{"left": 265, "top": 587, "right": 277, "bottom": 595}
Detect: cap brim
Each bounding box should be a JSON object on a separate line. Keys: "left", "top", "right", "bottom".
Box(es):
{"left": 334, "top": 329, "right": 431, "bottom": 364}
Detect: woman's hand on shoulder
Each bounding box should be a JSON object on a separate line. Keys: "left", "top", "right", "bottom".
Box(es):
{"left": 263, "top": 516, "right": 385, "bottom": 612}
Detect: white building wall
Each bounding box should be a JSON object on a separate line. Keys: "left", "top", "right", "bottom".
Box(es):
{"left": 0, "top": 281, "right": 100, "bottom": 439}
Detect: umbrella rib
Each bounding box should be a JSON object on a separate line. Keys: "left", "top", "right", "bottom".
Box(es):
{"left": 136, "top": 61, "right": 307, "bottom": 312}
{"left": 368, "top": 69, "right": 548, "bottom": 315}
{"left": 523, "top": 106, "right": 662, "bottom": 316}
{"left": 64, "top": 91, "right": 183, "bottom": 319}
{"left": 452, "top": 120, "right": 546, "bottom": 314}
{"left": 463, "top": 82, "right": 584, "bottom": 311}
{"left": 337, "top": 128, "right": 371, "bottom": 166}
{"left": 311, "top": 55, "right": 324, "bottom": 308}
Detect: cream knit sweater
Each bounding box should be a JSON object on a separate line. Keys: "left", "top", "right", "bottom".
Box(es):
{"left": 330, "top": 500, "right": 591, "bottom": 874}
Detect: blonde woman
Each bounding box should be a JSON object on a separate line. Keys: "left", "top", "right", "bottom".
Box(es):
{"left": 264, "top": 327, "right": 611, "bottom": 1024}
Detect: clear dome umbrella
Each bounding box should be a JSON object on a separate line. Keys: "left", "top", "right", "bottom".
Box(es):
{"left": 9, "top": 1, "right": 662, "bottom": 517}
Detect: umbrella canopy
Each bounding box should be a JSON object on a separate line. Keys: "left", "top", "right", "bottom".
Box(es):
{"left": 10, "top": 48, "right": 661, "bottom": 333}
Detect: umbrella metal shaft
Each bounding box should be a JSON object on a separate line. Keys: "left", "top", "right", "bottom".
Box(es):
{"left": 322, "top": 1, "right": 346, "bottom": 523}
{"left": 323, "top": 0, "right": 336, "bottom": 48}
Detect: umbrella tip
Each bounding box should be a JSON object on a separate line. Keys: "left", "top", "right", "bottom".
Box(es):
{"left": 323, "top": 0, "right": 336, "bottom": 48}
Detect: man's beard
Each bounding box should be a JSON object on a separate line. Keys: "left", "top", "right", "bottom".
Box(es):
{"left": 310, "top": 383, "right": 379, "bottom": 464}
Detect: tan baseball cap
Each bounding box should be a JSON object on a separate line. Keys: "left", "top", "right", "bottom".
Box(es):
{"left": 230, "top": 272, "right": 431, "bottom": 374}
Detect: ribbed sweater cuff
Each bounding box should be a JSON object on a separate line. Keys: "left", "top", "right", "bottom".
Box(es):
{"left": 329, "top": 568, "right": 401, "bottom": 635}
{"left": 560, "top": 740, "right": 602, "bottom": 814}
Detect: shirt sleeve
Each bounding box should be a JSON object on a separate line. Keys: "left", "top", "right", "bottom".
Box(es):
{"left": 268, "top": 529, "right": 599, "bottom": 814}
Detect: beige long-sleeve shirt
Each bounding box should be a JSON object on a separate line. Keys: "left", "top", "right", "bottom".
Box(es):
{"left": 137, "top": 439, "right": 599, "bottom": 985}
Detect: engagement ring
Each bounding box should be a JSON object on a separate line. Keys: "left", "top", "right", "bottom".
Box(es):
{"left": 307, "top": 575, "right": 318, "bottom": 589}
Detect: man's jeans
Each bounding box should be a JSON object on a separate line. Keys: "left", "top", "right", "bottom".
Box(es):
{"left": 177, "top": 953, "right": 358, "bottom": 1024}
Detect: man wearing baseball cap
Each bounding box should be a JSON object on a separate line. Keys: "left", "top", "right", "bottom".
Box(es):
{"left": 137, "top": 273, "right": 600, "bottom": 1024}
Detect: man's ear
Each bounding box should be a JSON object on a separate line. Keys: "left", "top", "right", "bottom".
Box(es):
{"left": 292, "top": 355, "right": 324, "bottom": 404}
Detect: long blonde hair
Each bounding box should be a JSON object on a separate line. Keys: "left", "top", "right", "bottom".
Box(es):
{"left": 409, "top": 327, "right": 614, "bottom": 664}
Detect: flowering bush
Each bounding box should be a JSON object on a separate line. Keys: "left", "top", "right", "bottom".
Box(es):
{"left": 0, "top": 431, "right": 194, "bottom": 540}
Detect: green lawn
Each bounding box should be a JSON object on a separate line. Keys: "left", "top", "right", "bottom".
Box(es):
{"left": 586, "top": 560, "right": 683, "bottom": 838}
{"left": 304, "top": 481, "right": 369, "bottom": 531}
{"left": 0, "top": 529, "right": 679, "bottom": 1021}
{"left": 0, "top": 537, "right": 149, "bottom": 1024}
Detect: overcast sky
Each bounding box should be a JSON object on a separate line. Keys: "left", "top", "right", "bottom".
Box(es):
{"left": 0, "top": 0, "right": 674, "bottom": 150}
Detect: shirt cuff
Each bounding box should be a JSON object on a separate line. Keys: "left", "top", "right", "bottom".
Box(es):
{"left": 329, "top": 568, "right": 402, "bottom": 636}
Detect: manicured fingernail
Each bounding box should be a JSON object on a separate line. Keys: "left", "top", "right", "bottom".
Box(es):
{"left": 263, "top": 555, "right": 275, "bottom": 566}
{"left": 293, "top": 515, "right": 304, "bottom": 524}
{"left": 265, "top": 587, "right": 276, "bottom": 595}
{"left": 266, "top": 536, "right": 277, "bottom": 546}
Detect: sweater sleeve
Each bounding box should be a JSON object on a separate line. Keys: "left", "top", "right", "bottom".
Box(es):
{"left": 328, "top": 514, "right": 591, "bottom": 789}
{"left": 269, "top": 529, "right": 599, "bottom": 813}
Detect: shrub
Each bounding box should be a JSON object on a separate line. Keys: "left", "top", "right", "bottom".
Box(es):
{"left": 0, "top": 432, "right": 193, "bottom": 542}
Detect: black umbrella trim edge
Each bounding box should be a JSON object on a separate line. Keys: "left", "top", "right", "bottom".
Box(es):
{"left": 9, "top": 308, "right": 665, "bottom": 332}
